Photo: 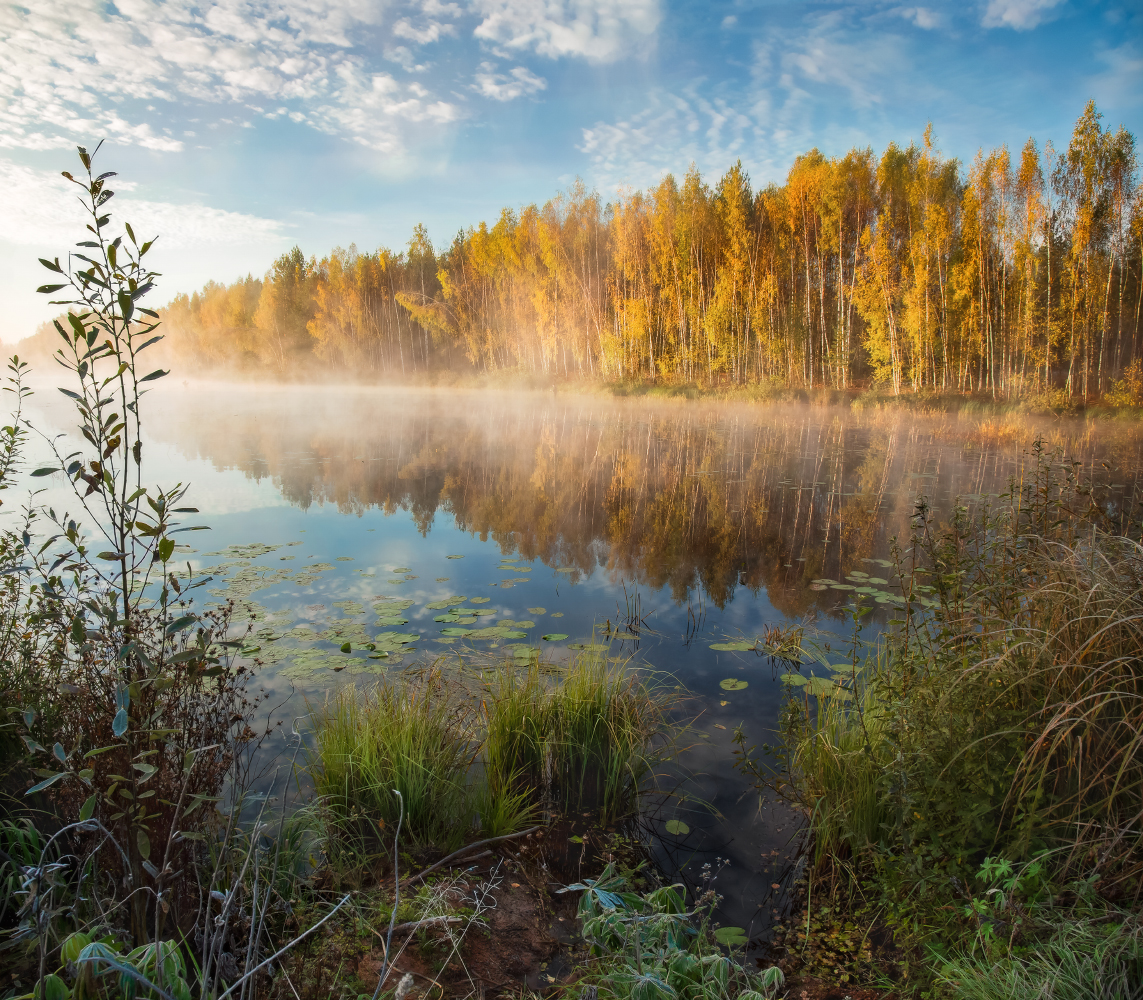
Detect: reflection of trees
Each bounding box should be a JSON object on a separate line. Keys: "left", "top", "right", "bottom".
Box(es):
{"left": 153, "top": 388, "right": 1124, "bottom": 608}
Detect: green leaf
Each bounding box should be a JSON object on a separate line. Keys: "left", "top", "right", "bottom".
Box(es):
{"left": 713, "top": 926, "right": 748, "bottom": 947}
{"left": 26, "top": 771, "right": 67, "bottom": 795}
{"left": 62, "top": 931, "right": 92, "bottom": 963}
{"left": 664, "top": 819, "right": 690, "bottom": 836}
{"left": 79, "top": 793, "right": 98, "bottom": 821}
{"left": 139, "top": 369, "right": 168, "bottom": 382}
{"left": 165, "top": 615, "right": 198, "bottom": 634}
{"left": 156, "top": 537, "right": 175, "bottom": 562}
{"left": 340, "top": 642, "right": 351, "bottom": 653}
{"left": 37, "top": 283, "right": 67, "bottom": 294}
{"left": 719, "top": 678, "right": 748, "bottom": 691}
{"left": 112, "top": 707, "right": 128, "bottom": 738}
{"left": 36, "top": 973, "right": 68, "bottom": 1000}
{"left": 137, "top": 828, "right": 151, "bottom": 860}
{"left": 30, "top": 467, "right": 59, "bottom": 477}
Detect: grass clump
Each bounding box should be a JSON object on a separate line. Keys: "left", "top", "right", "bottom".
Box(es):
{"left": 311, "top": 671, "right": 481, "bottom": 850}
{"left": 311, "top": 656, "right": 672, "bottom": 852}
{"left": 483, "top": 656, "right": 671, "bottom": 824}
{"left": 737, "top": 440, "right": 1143, "bottom": 988}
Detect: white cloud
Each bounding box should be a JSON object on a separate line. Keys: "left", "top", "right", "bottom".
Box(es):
{"left": 0, "top": 158, "right": 286, "bottom": 248}
{"left": 473, "top": 62, "right": 549, "bottom": 100}
{"left": 981, "top": 0, "right": 1066, "bottom": 30}
{"left": 896, "top": 7, "right": 941, "bottom": 29}
{"left": 579, "top": 86, "right": 754, "bottom": 188}
{"left": 472, "top": 0, "right": 660, "bottom": 62}
{"left": 0, "top": 0, "right": 464, "bottom": 155}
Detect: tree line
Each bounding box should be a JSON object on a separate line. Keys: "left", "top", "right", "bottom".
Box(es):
{"left": 31, "top": 102, "right": 1141, "bottom": 399}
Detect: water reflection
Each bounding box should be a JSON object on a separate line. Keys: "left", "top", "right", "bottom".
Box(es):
{"left": 158, "top": 385, "right": 1143, "bottom": 613}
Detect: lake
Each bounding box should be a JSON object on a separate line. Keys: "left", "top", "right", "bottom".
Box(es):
{"left": 18, "top": 381, "right": 1143, "bottom": 940}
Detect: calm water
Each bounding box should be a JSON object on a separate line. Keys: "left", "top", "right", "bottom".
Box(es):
{"left": 18, "top": 382, "right": 1143, "bottom": 941}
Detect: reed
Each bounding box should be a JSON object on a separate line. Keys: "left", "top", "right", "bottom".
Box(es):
{"left": 310, "top": 672, "right": 477, "bottom": 849}
{"left": 739, "top": 441, "right": 1143, "bottom": 982}
{"left": 483, "top": 654, "right": 672, "bottom": 823}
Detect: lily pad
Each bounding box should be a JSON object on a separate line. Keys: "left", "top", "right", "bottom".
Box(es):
{"left": 541, "top": 633, "right": 569, "bottom": 641}
{"left": 470, "top": 597, "right": 491, "bottom": 604}
{"left": 440, "top": 627, "right": 473, "bottom": 637}
{"left": 550, "top": 612, "right": 564, "bottom": 618}
{"left": 527, "top": 607, "right": 546, "bottom": 614}
{"left": 713, "top": 926, "right": 748, "bottom": 947}
{"left": 426, "top": 596, "right": 466, "bottom": 610}
{"left": 830, "top": 583, "right": 856, "bottom": 591}
{"left": 446, "top": 554, "right": 465, "bottom": 559}
{"left": 710, "top": 641, "right": 756, "bottom": 652}
{"left": 664, "top": 819, "right": 690, "bottom": 836}
{"left": 809, "top": 583, "right": 828, "bottom": 591}
{"left": 719, "top": 678, "right": 748, "bottom": 691}
{"left": 392, "top": 567, "right": 410, "bottom": 573}
{"left": 567, "top": 642, "right": 608, "bottom": 651}
{"left": 376, "top": 617, "right": 410, "bottom": 626}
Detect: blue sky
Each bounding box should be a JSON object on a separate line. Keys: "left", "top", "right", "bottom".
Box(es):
{"left": 1, "top": 0, "right": 1139, "bottom": 342}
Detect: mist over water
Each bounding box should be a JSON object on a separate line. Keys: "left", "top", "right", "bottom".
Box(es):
{"left": 16, "top": 380, "right": 1143, "bottom": 938}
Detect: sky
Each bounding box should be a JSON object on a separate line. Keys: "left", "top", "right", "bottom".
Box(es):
{"left": 1, "top": 0, "right": 1139, "bottom": 343}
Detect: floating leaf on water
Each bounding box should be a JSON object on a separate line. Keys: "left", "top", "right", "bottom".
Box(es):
{"left": 472, "top": 609, "right": 498, "bottom": 616}
{"left": 386, "top": 579, "right": 406, "bottom": 585}
{"left": 567, "top": 642, "right": 607, "bottom": 651}
{"left": 470, "top": 597, "right": 490, "bottom": 604}
{"left": 336, "top": 557, "right": 353, "bottom": 562}
{"left": 852, "top": 586, "right": 878, "bottom": 595}
{"left": 719, "top": 678, "right": 748, "bottom": 691}
{"left": 550, "top": 612, "right": 564, "bottom": 618}
{"left": 375, "top": 632, "right": 420, "bottom": 644}
{"left": 392, "top": 567, "right": 410, "bottom": 573}
{"left": 867, "top": 576, "right": 889, "bottom": 585}
{"left": 376, "top": 617, "right": 409, "bottom": 626}
{"left": 555, "top": 567, "right": 576, "bottom": 574}
{"left": 497, "top": 619, "right": 534, "bottom": 628}
{"left": 664, "top": 819, "right": 690, "bottom": 836}
{"left": 847, "top": 571, "right": 869, "bottom": 580}
{"left": 812, "top": 578, "right": 837, "bottom": 585}
{"left": 830, "top": 584, "right": 856, "bottom": 591}
{"left": 809, "top": 584, "right": 828, "bottom": 591}
{"left": 710, "top": 641, "right": 755, "bottom": 652}
{"left": 440, "top": 627, "right": 474, "bottom": 637}
{"left": 805, "top": 676, "right": 850, "bottom": 699}
{"left": 780, "top": 674, "right": 807, "bottom": 686}
{"left": 435, "top": 577, "right": 450, "bottom": 582}
{"left": 434, "top": 614, "right": 460, "bottom": 623}
{"left": 713, "top": 926, "right": 748, "bottom": 947}
{"left": 455, "top": 617, "right": 477, "bottom": 625}
{"left": 446, "top": 554, "right": 464, "bottom": 559}
{"left": 542, "top": 633, "right": 569, "bottom": 641}
{"left": 528, "top": 607, "right": 546, "bottom": 614}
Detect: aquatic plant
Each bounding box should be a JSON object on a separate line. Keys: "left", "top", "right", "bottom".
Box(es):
{"left": 309, "top": 671, "right": 479, "bottom": 849}
{"left": 737, "top": 440, "right": 1143, "bottom": 983}
{"left": 483, "top": 653, "right": 673, "bottom": 824}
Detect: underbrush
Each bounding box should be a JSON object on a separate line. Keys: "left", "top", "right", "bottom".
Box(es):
{"left": 737, "top": 440, "right": 1143, "bottom": 994}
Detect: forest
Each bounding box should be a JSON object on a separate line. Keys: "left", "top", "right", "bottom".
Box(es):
{"left": 23, "top": 102, "right": 1143, "bottom": 401}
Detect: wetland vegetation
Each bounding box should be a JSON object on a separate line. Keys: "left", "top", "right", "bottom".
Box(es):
{"left": 3, "top": 141, "right": 1143, "bottom": 1000}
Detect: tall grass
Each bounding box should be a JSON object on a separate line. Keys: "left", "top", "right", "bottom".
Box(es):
{"left": 311, "top": 656, "right": 671, "bottom": 851}
{"left": 741, "top": 441, "right": 1143, "bottom": 978}
{"left": 311, "top": 672, "right": 479, "bottom": 849}
{"left": 483, "top": 656, "right": 670, "bottom": 823}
